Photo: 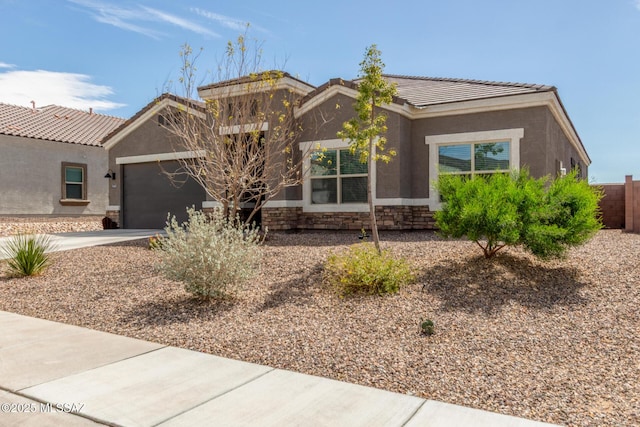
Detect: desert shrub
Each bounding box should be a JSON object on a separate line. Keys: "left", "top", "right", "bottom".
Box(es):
{"left": 324, "top": 243, "right": 414, "bottom": 296}
{"left": 420, "top": 319, "right": 435, "bottom": 336}
{"left": 2, "top": 234, "right": 54, "bottom": 277}
{"left": 148, "top": 234, "right": 164, "bottom": 250}
{"left": 523, "top": 171, "right": 603, "bottom": 259}
{"left": 154, "top": 207, "right": 263, "bottom": 299}
{"left": 435, "top": 168, "right": 602, "bottom": 259}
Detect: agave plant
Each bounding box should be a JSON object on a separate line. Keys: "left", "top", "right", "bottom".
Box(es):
{"left": 2, "top": 234, "right": 55, "bottom": 277}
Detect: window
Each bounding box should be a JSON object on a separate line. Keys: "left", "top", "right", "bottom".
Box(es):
{"left": 61, "top": 162, "right": 87, "bottom": 201}
{"left": 438, "top": 141, "right": 510, "bottom": 176}
{"left": 426, "top": 128, "right": 524, "bottom": 208}
{"left": 310, "top": 149, "right": 367, "bottom": 204}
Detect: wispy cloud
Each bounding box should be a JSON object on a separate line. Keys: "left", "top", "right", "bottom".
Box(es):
{"left": 67, "top": 0, "right": 219, "bottom": 39}
{"left": 635, "top": 0, "right": 640, "bottom": 10}
{"left": 0, "top": 62, "right": 16, "bottom": 69}
{"left": 142, "top": 6, "right": 219, "bottom": 38}
{"left": 191, "top": 8, "right": 249, "bottom": 32}
{"left": 0, "top": 69, "right": 125, "bottom": 112}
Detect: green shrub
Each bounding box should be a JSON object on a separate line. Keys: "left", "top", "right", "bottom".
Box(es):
{"left": 2, "top": 234, "right": 55, "bottom": 277}
{"left": 324, "top": 243, "right": 414, "bottom": 296}
{"left": 435, "top": 168, "right": 603, "bottom": 259}
{"left": 420, "top": 319, "right": 435, "bottom": 336}
{"left": 154, "top": 207, "right": 264, "bottom": 299}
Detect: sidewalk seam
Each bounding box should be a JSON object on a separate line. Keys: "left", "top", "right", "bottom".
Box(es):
{"left": 151, "top": 367, "right": 277, "bottom": 426}
{"left": 0, "top": 386, "right": 116, "bottom": 427}
{"left": 400, "top": 399, "right": 427, "bottom": 426}
{"left": 14, "top": 346, "right": 167, "bottom": 392}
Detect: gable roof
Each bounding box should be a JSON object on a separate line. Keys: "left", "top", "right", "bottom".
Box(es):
{"left": 0, "top": 103, "right": 125, "bottom": 147}
{"left": 198, "top": 71, "right": 316, "bottom": 100}
{"left": 102, "top": 93, "right": 206, "bottom": 150}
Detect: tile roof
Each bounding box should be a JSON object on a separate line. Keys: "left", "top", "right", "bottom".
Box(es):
{"left": 0, "top": 103, "right": 125, "bottom": 147}
{"left": 380, "top": 75, "right": 556, "bottom": 107}
{"left": 198, "top": 71, "right": 314, "bottom": 92}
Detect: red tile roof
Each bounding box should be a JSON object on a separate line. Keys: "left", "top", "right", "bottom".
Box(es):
{"left": 0, "top": 103, "right": 125, "bottom": 147}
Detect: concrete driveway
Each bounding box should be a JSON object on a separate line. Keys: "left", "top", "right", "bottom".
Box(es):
{"left": 0, "top": 229, "right": 162, "bottom": 260}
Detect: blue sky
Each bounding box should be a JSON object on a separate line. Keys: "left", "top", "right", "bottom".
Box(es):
{"left": 1, "top": 0, "right": 638, "bottom": 183}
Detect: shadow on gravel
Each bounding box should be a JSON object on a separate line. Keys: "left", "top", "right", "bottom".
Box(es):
{"left": 419, "top": 253, "right": 589, "bottom": 314}
{"left": 118, "top": 296, "right": 235, "bottom": 327}
{"left": 264, "top": 230, "right": 443, "bottom": 247}
{"left": 260, "top": 264, "right": 323, "bottom": 310}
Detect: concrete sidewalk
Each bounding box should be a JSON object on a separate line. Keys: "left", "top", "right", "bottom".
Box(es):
{"left": 0, "top": 229, "right": 161, "bottom": 260}
{"left": 0, "top": 311, "right": 560, "bottom": 427}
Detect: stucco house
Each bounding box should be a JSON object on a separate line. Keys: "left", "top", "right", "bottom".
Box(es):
{"left": 0, "top": 103, "right": 125, "bottom": 217}
{"left": 103, "top": 73, "right": 590, "bottom": 230}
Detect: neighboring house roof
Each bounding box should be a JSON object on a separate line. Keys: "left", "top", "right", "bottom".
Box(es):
{"left": 0, "top": 103, "right": 125, "bottom": 147}
{"left": 381, "top": 75, "right": 555, "bottom": 107}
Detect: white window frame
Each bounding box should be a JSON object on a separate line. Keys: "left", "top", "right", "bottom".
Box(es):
{"left": 426, "top": 128, "right": 524, "bottom": 209}
{"left": 299, "top": 139, "right": 374, "bottom": 212}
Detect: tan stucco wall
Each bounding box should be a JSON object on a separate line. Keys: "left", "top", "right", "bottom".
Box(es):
{"left": 0, "top": 135, "right": 108, "bottom": 215}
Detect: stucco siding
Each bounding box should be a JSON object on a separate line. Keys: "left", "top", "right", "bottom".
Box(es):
{"left": 414, "top": 106, "right": 583, "bottom": 183}
{"left": 297, "top": 93, "right": 412, "bottom": 200}
{"left": 376, "top": 110, "right": 410, "bottom": 199}
{"left": 107, "top": 117, "right": 185, "bottom": 207}
{"left": 0, "top": 135, "right": 107, "bottom": 215}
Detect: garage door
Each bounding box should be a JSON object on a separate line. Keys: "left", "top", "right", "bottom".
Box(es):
{"left": 122, "top": 160, "right": 207, "bottom": 229}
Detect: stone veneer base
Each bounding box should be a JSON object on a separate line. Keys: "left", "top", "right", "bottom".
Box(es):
{"left": 261, "top": 206, "right": 436, "bottom": 231}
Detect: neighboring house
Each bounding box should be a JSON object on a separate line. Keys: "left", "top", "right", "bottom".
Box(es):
{"left": 0, "top": 103, "right": 125, "bottom": 216}
{"left": 103, "top": 73, "right": 590, "bottom": 230}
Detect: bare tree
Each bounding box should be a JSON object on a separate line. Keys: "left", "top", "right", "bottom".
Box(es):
{"left": 161, "top": 33, "right": 309, "bottom": 224}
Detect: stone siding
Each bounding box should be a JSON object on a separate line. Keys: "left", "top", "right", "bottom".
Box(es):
{"left": 262, "top": 206, "right": 436, "bottom": 231}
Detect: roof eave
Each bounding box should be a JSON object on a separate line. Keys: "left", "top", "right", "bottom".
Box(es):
{"left": 198, "top": 73, "right": 315, "bottom": 100}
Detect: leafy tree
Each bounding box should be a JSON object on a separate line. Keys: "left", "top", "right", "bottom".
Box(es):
{"left": 337, "top": 45, "right": 398, "bottom": 253}
{"left": 434, "top": 169, "right": 603, "bottom": 259}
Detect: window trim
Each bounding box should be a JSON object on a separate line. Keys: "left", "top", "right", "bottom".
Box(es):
{"left": 310, "top": 149, "right": 368, "bottom": 205}
{"left": 60, "top": 162, "right": 89, "bottom": 205}
{"left": 299, "top": 139, "right": 374, "bottom": 212}
{"left": 437, "top": 141, "right": 511, "bottom": 176}
{"left": 426, "top": 128, "right": 524, "bottom": 209}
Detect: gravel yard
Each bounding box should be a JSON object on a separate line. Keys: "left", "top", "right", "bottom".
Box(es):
{"left": 0, "top": 229, "right": 638, "bottom": 426}
{"left": 0, "top": 216, "right": 102, "bottom": 237}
